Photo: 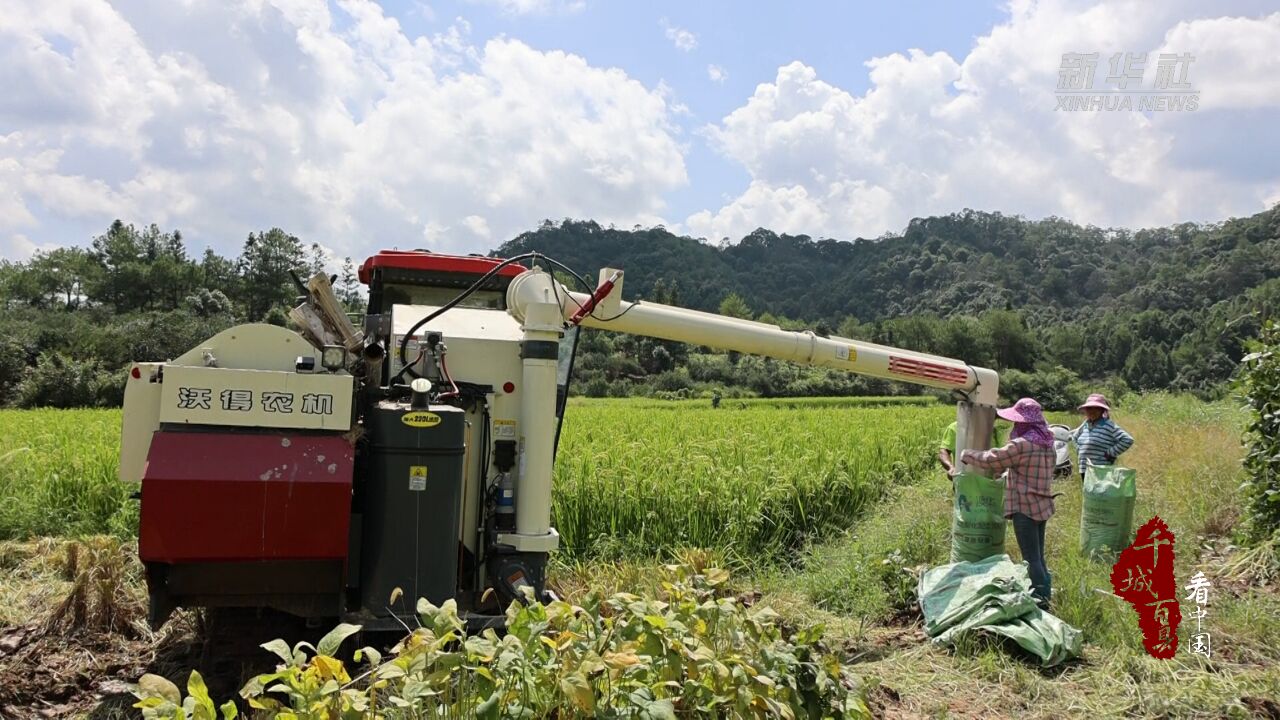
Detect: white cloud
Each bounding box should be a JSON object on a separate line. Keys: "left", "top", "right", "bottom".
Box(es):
{"left": 660, "top": 18, "right": 697, "bottom": 52}
{"left": 0, "top": 0, "right": 683, "bottom": 259}
{"left": 688, "top": 2, "right": 1280, "bottom": 242}
{"left": 412, "top": 2, "right": 436, "bottom": 22}
{"left": 462, "top": 214, "right": 491, "bottom": 238}
{"left": 5, "top": 0, "right": 1277, "bottom": 262}
{"left": 2, "top": 233, "right": 59, "bottom": 261}
{"left": 468, "top": 0, "right": 585, "bottom": 16}
{"left": 1156, "top": 14, "right": 1280, "bottom": 109}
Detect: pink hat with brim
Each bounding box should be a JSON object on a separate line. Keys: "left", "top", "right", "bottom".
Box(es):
{"left": 1078, "top": 393, "right": 1111, "bottom": 412}
{"left": 996, "top": 397, "right": 1046, "bottom": 425}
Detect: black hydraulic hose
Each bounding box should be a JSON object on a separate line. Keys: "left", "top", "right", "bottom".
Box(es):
{"left": 393, "top": 252, "right": 599, "bottom": 382}
{"left": 551, "top": 324, "right": 580, "bottom": 462}
{"left": 395, "top": 252, "right": 539, "bottom": 381}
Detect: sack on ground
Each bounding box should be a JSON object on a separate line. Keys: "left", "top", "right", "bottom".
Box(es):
{"left": 1080, "top": 464, "right": 1137, "bottom": 559}
{"left": 918, "top": 554, "right": 1082, "bottom": 667}
{"left": 951, "top": 472, "right": 1006, "bottom": 563}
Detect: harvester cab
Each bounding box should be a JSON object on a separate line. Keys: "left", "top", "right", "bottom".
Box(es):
{"left": 120, "top": 249, "right": 1000, "bottom": 632}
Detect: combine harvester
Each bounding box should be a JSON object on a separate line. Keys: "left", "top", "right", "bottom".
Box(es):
{"left": 119, "top": 250, "right": 1000, "bottom": 631}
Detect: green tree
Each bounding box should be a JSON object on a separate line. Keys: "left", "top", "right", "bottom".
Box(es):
{"left": 1044, "top": 325, "right": 1088, "bottom": 375}
{"left": 719, "top": 293, "right": 752, "bottom": 319}
{"left": 1123, "top": 341, "right": 1174, "bottom": 390}
{"left": 982, "top": 310, "right": 1037, "bottom": 370}
{"left": 88, "top": 219, "right": 149, "bottom": 311}
{"left": 338, "top": 257, "right": 362, "bottom": 310}
{"left": 0, "top": 259, "right": 40, "bottom": 306}
{"left": 200, "top": 247, "right": 241, "bottom": 304}
{"left": 147, "top": 229, "right": 199, "bottom": 310}
{"left": 308, "top": 242, "right": 328, "bottom": 278}
{"left": 88, "top": 221, "right": 195, "bottom": 311}
{"left": 0, "top": 337, "right": 27, "bottom": 403}
{"left": 238, "top": 228, "right": 305, "bottom": 321}
{"left": 26, "top": 247, "right": 98, "bottom": 309}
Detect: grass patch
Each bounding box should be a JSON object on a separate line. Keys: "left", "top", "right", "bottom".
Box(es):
{"left": 779, "top": 393, "right": 1280, "bottom": 717}
{"left": 785, "top": 472, "right": 952, "bottom": 622}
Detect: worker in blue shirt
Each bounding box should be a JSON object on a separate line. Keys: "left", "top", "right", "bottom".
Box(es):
{"left": 1072, "top": 393, "right": 1134, "bottom": 477}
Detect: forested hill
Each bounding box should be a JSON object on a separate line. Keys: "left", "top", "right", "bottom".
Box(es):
{"left": 3, "top": 207, "right": 1279, "bottom": 408}
{"left": 497, "top": 208, "right": 1280, "bottom": 324}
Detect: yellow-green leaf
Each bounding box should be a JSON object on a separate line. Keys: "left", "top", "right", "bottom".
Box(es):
{"left": 137, "top": 673, "right": 181, "bottom": 705}
{"left": 187, "top": 670, "right": 217, "bottom": 717}
{"left": 602, "top": 651, "right": 642, "bottom": 669}
{"left": 559, "top": 672, "right": 595, "bottom": 714}
{"left": 317, "top": 622, "right": 362, "bottom": 657}
{"left": 260, "top": 639, "right": 294, "bottom": 665}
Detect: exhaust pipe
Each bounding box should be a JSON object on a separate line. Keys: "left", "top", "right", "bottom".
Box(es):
{"left": 362, "top": 341, "right": 386, "bottom": 385}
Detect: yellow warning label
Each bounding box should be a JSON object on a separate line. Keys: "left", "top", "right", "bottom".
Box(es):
{"left": 493, "top": 418, "right": 517, "bottom": 440}
{"left": 409, "top": 465, "right": 427, "bottom": 491}
{"left": 401, "top": 411, "right": 442, "bottom": 428}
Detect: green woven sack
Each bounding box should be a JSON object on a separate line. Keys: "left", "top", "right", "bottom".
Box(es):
{"left": 1080, "top": 464, "right": 1137, "bottom": 559}
{"left": 951, "top": 472, "right": 1006, "bottom": 563}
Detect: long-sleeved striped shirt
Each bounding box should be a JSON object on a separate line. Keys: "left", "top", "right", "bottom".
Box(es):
{"left": 1072, "top": 417, "right": 1134, "bottom": 475}
{"left": 960, "top": 438, "right": 1057, "bottom": 521}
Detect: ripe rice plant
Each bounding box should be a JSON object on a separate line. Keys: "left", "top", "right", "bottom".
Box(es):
{"left": 0, "top": 399, "right": 954, "bottom": 565}
{"left": 552, "top": 399, "right": 952, "bottom": 561}
{"left": 0, "top": 409, "right": 134, "bottom": 540}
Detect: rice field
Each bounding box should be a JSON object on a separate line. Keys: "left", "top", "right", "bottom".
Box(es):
{"left": 552, "top": 397, "right": 949, "bottom": 560}
{"left": 0, "top": 408, "right": 134, "bottom": 540}
{"left": 0, "top": 399, "right": 952, "bottom": 562}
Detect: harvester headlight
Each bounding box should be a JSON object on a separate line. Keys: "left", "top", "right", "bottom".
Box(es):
{"left": 321, "top": 345, "right": 345, "bottom": 371}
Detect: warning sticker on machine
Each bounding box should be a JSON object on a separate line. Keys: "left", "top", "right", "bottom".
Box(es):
{"left": 835, "top": 345, "right": 857, "bottom": 362}
{"left": 409, "top": 465, "right": 427, "bottom": 491}
{"left": 493, "top": 419, "right": 517, "bottom": 440}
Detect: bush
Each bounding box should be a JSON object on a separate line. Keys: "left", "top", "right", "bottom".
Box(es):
{"left": 0, "top": 337, "right": 27, "bottom": 405}
{"left": 686, "top": 353, "right": 737, "bottom": 384}
{"left": 580, "top": 376, "right": 610, "bottom": 398}
{"left": 652, "top": 367, "right": 694, "bottom": 393}
{"left": 134, "top": 566, "right": 871, "bottom": 719}
{"left": 1240, "top": 322, "right": 1280, "bottom": 540}
{"left": 89, "top": 310, "right": 236, "bottom": 367}
{"left": 999, "top": 366, "right": 1086, "bottom": 411}
{"left": 184, "top": 288, "right": 234, "bottom": 318}
{"left": 16, "top": 352, "right": 122, "bottom": 408}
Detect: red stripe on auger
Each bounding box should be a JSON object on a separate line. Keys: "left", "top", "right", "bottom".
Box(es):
{"left": 888, "top": 356, "right": 969, "bottom": 385}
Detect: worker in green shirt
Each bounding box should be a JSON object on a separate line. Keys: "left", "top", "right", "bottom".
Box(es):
{"left": 937, "top": 421, "right": 1006, "bottom": 476}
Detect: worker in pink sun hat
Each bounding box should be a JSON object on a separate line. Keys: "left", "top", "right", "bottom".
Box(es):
{"left": 959, "top": 397, "right": 1057, "bottom": 608}
{"left": 1071, "top": 393, "right": 1134, "bottom": 480}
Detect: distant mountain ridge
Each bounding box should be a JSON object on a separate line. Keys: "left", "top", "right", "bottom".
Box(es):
{"left": 495, "top": 207, "right": 1280, "bottom": 325}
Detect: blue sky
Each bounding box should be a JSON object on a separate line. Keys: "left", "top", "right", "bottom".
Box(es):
{"left": 384, "top": 1, "right": 1007, "bottom": 222}
{"left": 2, "top": 0, "right": 1278, "bottom": 262}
